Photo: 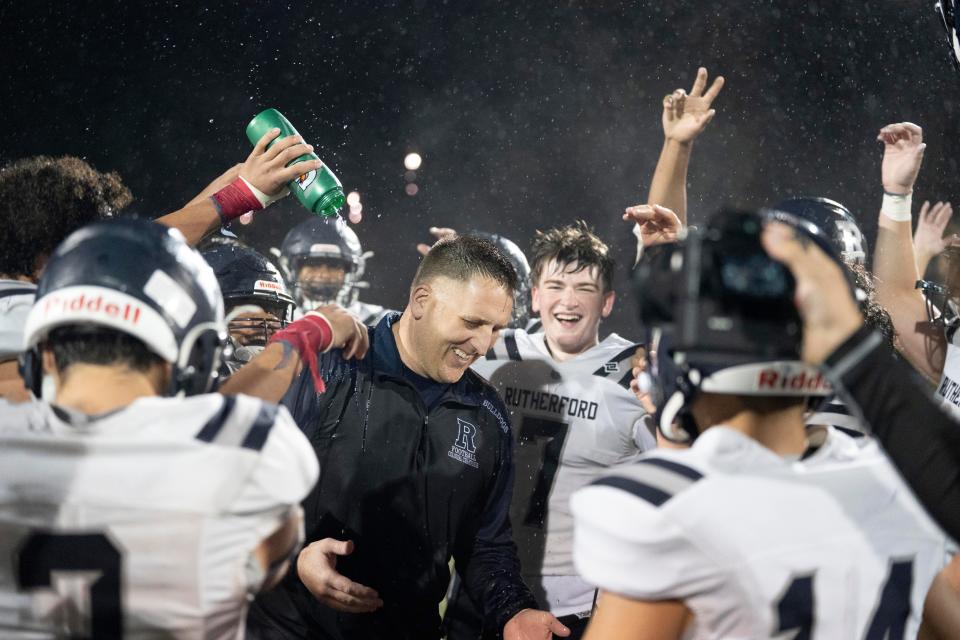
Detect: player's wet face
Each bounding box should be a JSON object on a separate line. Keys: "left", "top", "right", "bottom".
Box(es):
{"left": 299, "top": 261, "right": 346, "bottom": 284}
{"left": 532, "top": 260, "right": 614, "bottom": 359}
{"left": 412, "top": 275, "right": 512, "bottom": 383}
{"left": 227, "top": 306, "right": 284, "bottom": 347}
{"left": 298, "top": 260, "right": 347, "bottom": 302}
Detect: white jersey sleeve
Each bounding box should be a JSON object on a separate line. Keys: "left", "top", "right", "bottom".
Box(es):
{"left": 937, "top": 324, "right": 960, "bottom": 417}
{"left": 573, "top": 428, "right": 951, "bottom": 639}
{"left": 0, "top": 280, "right": 35, "bottom": 360}
{"left": 348, "top": 300, "right": 393, "bottom": 327}
{"left": 0, "top": 393, "right": 318, "bottom": 640}
{"left": 223, "top": 398, "right": 318, "bottom": 514}
{"left": 572, "top": 468, "right": 722, "bottom": 600}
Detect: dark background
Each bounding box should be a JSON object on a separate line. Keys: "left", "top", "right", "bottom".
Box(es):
{"left": 4, "top": 1, "right": 958, "bottom": 336}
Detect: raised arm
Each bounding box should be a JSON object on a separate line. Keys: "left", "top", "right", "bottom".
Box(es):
{"left": 646, "top": 67, "right": 724, "bottom": 227}
{"left": 220, "top": 306, "right": 369, "bottom": 403}
{"left": 914, "top": 200, "right": 957, "bottom": 277}
{"left": 872, "top": 122, "right": 944, "bottom": 383}
{"left": 155, "top": 129, "right": 320, "bottom": 246}
{"left": 623, "top": 203, "right": 682, "bottom": 265}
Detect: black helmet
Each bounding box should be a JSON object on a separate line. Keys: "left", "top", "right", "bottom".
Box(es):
{"left": 21, "top": 219, "right": 226, "bottom": 397}
{"left": 202, "top": 244, "right": 294, "bottom": 321}
{"left": 636, "top": 209, "right": 838, "bottom": 443}
{"left": 771, "top": 197, "right": 867, "bottom": 266}
{"left": 202, "top": 244, "right": 294, "bottom": 373}
{"left": 278, "top": 216, "right": 368, "bottom": 310}
{"left": 469, "top": 231, "right": 532, "bottom": 328}
{"left": 935, "top": 0, "right": 960, "bottom": 76}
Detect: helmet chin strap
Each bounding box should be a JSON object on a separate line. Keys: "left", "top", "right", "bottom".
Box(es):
{"left": 659, "top": 390, "right": 694, "bottom": 444}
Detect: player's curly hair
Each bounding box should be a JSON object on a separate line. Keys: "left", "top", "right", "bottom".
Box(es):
{"left": 850, "top": 262, "right": 898, "bottom": 351}
{"left": 530, "top": 220, "right": 615, "bottom": 292}
{"left": 0, "top": 156, "right": 132, "bottom": 279}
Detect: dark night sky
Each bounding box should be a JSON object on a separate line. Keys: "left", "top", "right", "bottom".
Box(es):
{"left": 4, "top": 1, "right": 959, "bottom": 336}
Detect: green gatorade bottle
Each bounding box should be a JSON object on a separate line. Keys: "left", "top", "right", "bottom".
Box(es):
{"left": 245, "top": 108, "right": 345, "bottom": 217}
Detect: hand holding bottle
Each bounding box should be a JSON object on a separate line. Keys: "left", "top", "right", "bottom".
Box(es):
{"left": 246, "top": 109, "right": 345, "bottom": 217}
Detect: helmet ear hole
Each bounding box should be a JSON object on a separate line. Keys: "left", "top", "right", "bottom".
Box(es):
{"left": 25, "top": 219, "right": 227, "bottom": 399}
{"left": 18, "top": 349, "right": 43, "bottom": 398}
{"left": 172, "top": 327, "right": 224, "bottom": 396}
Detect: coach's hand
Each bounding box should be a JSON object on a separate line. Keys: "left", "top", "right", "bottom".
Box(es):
{"left": 298, "top": 538, "right": 383, "bottom": 613}
{"left": 504, "top": 608, "right": 570, "bottom": 639}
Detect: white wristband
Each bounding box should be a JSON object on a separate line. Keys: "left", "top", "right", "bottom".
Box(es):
{"left": 240, "top": 176, "right": 289, "bottom": 208}
{"left": 881, "top": 191, "right": 912, "bottom": 222}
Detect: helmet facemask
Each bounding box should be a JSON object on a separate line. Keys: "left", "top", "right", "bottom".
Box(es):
{"left": 291, "top": 257, "right": 358, "bottom": 310}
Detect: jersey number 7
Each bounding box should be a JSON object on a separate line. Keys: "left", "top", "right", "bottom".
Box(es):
{"left": 519, "top": 416, "right": 570, "bottom": 528}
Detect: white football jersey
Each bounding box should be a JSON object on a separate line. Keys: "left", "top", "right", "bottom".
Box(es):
{"left": 472, "top": 330, "right": 656, "bottom": 616}
{"left": 937, "top": 323, "right": 960, "bottom": 417}
{"left": 805, "top": 394, "right": 866, "bottom": 436}
{"left": 572, "top": 426, "right": 948, "bottom": 639}
{"left": 0, "top": 393, "right": 319, "bottom": 639}
{"left": 0, "top": 280, "right": 36, "bottom": 361}
{"left": 349, "top": 300, "right": 391, "bottom": 326}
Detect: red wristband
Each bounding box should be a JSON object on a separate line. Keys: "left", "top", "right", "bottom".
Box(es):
{"left": 268, "top": 312, "right": 334, "bottom": 392}
{"left": 210, "top": 177, "right": 263, "bottom": 222}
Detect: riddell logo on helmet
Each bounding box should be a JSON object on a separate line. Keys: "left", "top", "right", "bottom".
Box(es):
{"left": 756, "top": 369, "right": 830, "bottom": 392}
{"left": 42, "top": 293, "right": 142, "bottom": 324}
{"left": 254, "top": 279, "right": 285, "bottom": 293}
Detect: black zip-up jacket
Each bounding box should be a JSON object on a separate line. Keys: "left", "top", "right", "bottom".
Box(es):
{"left": 247, "top": 313, "right": 538, "bottom": 639}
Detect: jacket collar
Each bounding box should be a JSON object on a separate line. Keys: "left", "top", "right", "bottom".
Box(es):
{"left": 370, "top": 312, "right": 484, "bottom": 407}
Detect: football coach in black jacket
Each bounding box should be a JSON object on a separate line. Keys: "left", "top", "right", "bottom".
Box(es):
{"left": 232, "top": 236, "right": 569, "bottom": 640}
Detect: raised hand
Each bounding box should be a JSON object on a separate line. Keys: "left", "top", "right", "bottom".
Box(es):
{"left": 242, "top": 129, "right": 322, "bottom": 196}
{"left": 914, "top": 200, "right": 959, "bottom": 269}
{"left": 624, "top": 203, "right": 682, "bottom": 247}
{"left": 878, "top": 122, "right": 926, "bottom": 195}
{"left": 662, "top": 67, "right": 725, "bottom": 144}
{"left": 629, "top": 345, "right": 658, "bottom": 414}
